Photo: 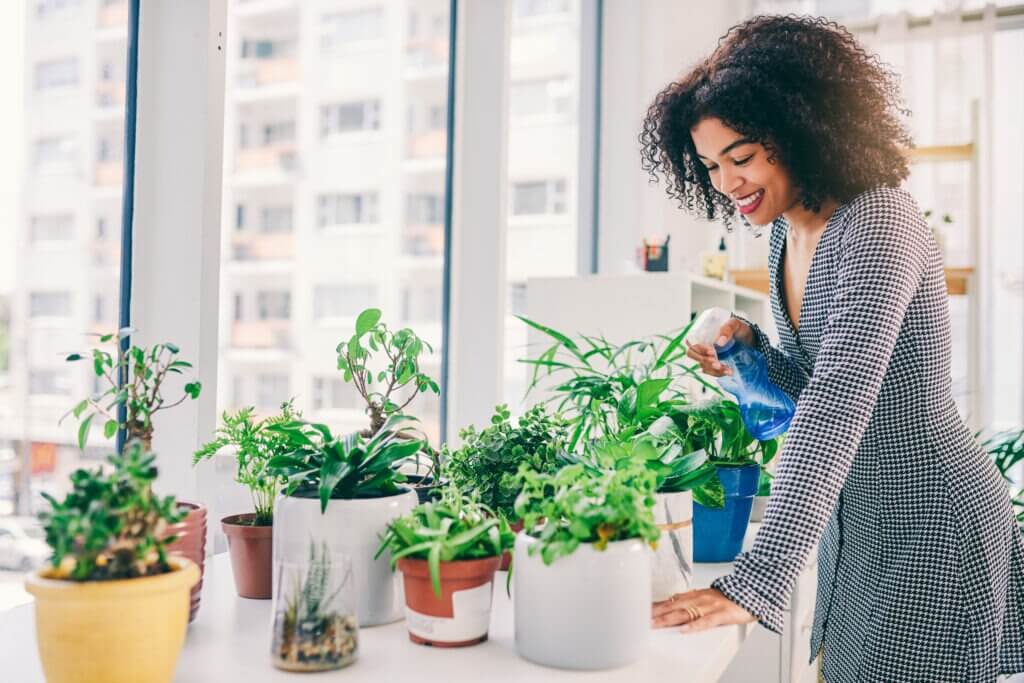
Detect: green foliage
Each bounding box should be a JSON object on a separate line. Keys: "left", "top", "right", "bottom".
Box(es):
{"left": 376, "top": 487, "right": 515, "bottom": 597}
{"left": 336, "top": 308, "right": 439, "bottom": 436}
{"left": 62, "top": 329, "right": 201, "bottom": 451}
{"left": 512, "top": 461, "right": 660, "bottom": 566}
{"left": 267, "top": 414, "right": 426, "bottom": 512}
{"left": 982, "top": 428, "right": 1024, "bottom": 529}
{"left": 517, "top": 315, "right": 717, "bottom": 452}
{"left": 38, "top": 442, "right": 185, "bottom": 581}
{"left": 444, "top": 404, "right": 567, "bottom": 519}
{"left": 283, "top": 541, "right": 348, "bottom": 627}
{"left": 193, "top": 400, "right": 300, "bottom": 525}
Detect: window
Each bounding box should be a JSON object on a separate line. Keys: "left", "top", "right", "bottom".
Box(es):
{"left": 34, "top": 136, "right": 76, "bottom": 170}
{"left": 30, "top": 215, "right": 74, "bottom": 243}
{"left": 241, "top": 39, "right": 294, "bottom": 60}
{"left": 36, "top": 0, "right": 82, "bottom": 17}
{"left": 401, "top": 283, "right": 442, "bottom": 323}
{"left": 261, "top": 206, "right": 293, "bottom": 234}
{"left": 261, "top": 121, "right": 295, "bottom": 146}
{"left": 320, "top": 100, "right": 381, "bottom": 137}
{"left": 405, "top": 193, "right": 443, "bottom": 224}
{"left": 29, "top": 292, "right": 72, "bottom": 318}
{"left": 311, "top": 376, "right": 363, "bottom": 411}
{"left": 34, "top": 58, "right": 78, "bottom": 90}
{"left": 256, "top": 374, "right": 290, "bottom": 411}
{"left": 317, "top": 192, "right": 379, "bottom": 227}
{"left": 256, "top": 290, "right": 291, "bottom": 320}
{"left": 321, "top": 8, "right": 384, "bottom": 51}
{"left": 511, "top": 179, "right": 567, "bottom": 216}
{"left": 29, "top": 370, "right": 70, "bottom": 396}
{"left": 511, "top": 78, "right": 571, "bottom": 118}
{"left": 313, "top": 284, "right": 378, "bottom": 320}
{"left": 514, "top": 0, "right": 570, "bottom": 19}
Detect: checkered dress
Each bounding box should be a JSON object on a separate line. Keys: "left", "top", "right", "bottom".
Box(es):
{"left": 711, "top": 187, "right": 1024, "bottom": 682}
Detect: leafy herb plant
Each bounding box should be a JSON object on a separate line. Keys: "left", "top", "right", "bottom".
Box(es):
{"left": 444, "top": 404, "right": 567, "bottom": 519}
{"left": 39, "top": 442, "right": 185, "bottom": 581}
{"left": 193, "top": 400, "right": 300, "bottom": 526}
{"left": 513, "top": 461, "right": 660, "bottom": 566}
{"left": 376, "top": 487, "right": 515, "bottom": 597}
{"left": 62, "top": 329, "right": 201, "bottom": 451}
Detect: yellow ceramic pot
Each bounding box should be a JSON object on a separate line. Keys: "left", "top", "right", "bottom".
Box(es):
{"left": 25, "top": 557, "right": 199, "bottom": 683}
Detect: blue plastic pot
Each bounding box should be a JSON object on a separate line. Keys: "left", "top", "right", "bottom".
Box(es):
{"left": 693, "top": 463, "right": 761, "bottom": 563}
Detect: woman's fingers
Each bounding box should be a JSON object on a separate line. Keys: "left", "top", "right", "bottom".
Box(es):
{"left": 684, "top": 341, "right": 730, "bottom": 377}
{"left": 651, "top": 589, "right": 756, "bottom": 631}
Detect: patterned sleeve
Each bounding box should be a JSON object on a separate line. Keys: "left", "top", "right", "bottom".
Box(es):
{"left": 734, "top": 315, "right": 810, "bottom": 402}
{"left": 712, "top": 189, "right": 929, "bottom": 633}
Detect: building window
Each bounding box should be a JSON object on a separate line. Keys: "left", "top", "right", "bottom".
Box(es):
{"left": 34, "top": 136, "right": 76, "bottom": 170}
{"left": 405, "top": 194, "right": 443, "bottom": 225}
{"left": 233, "top": 293, "right": 244, "bottom": 322}
{"left": 261, "top": 206, "right": 293, "bottom": 234}
{"left": 511, "top": 78, "right": 571, "bottom": 118}
{"left": 321, "top": 8, "right": 385, "bottom": 52}
{"left": 256, "top": 374, "right": 289, "bottom": 411}
{"left": 30, "top": 215, "right": 74, "bottom": 243}
{"left": 317, "top": 193, "right": 379, "bottom": 228}
{"left": 320, "top": 100, "right": 381, "bottom": 137}
{"left": 240, "top": 39, "right": 294, "bottom": 60}
{"left": 401, "top": 283, "right": 442, "bottom": 323}
{"left": 97, "top": 135, "right": 121, "bottom": 162}
{"left": 35, "top": 58, "right": 78, "bottom": 90}
{"left": 36, "top": 0, "right": 82, "bottom": 18}
{"left": 29, "top": 291, "right": 71, "bottom": 318}
{"left": 29, "top": 370, "right": 69, "bottom": 396}
{"left": 256, "top": 290, "right": 291, "bottom": 320}
{"left": 511, "top": 179, "right": 567, "bottom": 216}
{"left": 514, "top": 0, "right": 570, "bottom": 19}
{"left": 508, "top": 282, "right": 528, "bottom": 317}
{"left": 311, "top": 376, "right": 362, "bottom": 411}
{"left": 261, "top": 121, "right": 296, "bottom": 146}
{"left": 313, "top": 284, "right": 377, "bottom": 320}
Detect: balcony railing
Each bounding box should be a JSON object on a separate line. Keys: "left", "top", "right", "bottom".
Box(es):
{"left": 236, "top": 143, "right": 297, "bottom": 173}
{"left": 231, "top": 320, "right": 291, "bottom": 350}
{"left": 236, "top": 58, "right": 299, "bottom": 88}
{"left": 230, "top": 232, "right": 294, "bottom": 262}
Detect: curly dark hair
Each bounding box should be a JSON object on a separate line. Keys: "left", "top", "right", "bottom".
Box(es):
{"left": 639, "top": 14, "right": 913, "bottom": 226}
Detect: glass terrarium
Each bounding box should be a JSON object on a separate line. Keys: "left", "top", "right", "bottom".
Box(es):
{"left": 270, "top": 542, "right": 358, "bottom": 672}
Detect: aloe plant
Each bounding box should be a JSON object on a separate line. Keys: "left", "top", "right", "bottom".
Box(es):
{"left": 266, "top": 414, "right": 425, "bottom": 512}
{"left": 376, "top": 488, "right": 515, "bottom": 597}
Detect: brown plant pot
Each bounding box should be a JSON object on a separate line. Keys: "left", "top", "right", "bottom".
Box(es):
{"left": 397, "top": 556, "right": 500, "bottom": 648}
{"left": 221, "top": 513, "right": 273, "bottom": 599}
{"left": 499, "top": 520, "right": 525, "bottom": 571}
{"left": 164, "top": 501, "right": 207, "bottom": 622}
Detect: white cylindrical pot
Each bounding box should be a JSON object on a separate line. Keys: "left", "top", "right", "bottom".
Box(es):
{"left": 273, "top": 489, "right": 418, "bottom": 627}
{"left": 651, "top": 489, "right": 694, "bottom": 601}
{"left": 513, "top": 534, "right": 651, "bottom": 670}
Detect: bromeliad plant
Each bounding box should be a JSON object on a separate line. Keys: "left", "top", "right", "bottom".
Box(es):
{"left": 266, "top": 414, "right": 426, "bottom": 512}
{"left": 443, "top": 404, "right": 568, "bottom": 520}
{"left": 513, "top": 461, "right": 660, "bottom": 566}
{"left": 517, "top": 315, "right": 716, "bottom": 452}
{"left": 336, "top": 308, "right": 440, "bottom": 437}
{"left": 62, "top": 329, "right": 201, "bottom": 451}
{"left": 376, "top": 487, "right": 515, "bottom": 597}
{"left": 39, "top": 442, "right": 185, "bottom": 581}
{"left": 192, "top": 400, "right": 300, "bottom": 526}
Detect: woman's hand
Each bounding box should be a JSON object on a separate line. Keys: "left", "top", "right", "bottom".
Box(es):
{"left": 652, "top": 588, "right": 757, "bottom": 633}
{"left": 685, "top": 317, "right": 753, "bottom": 377}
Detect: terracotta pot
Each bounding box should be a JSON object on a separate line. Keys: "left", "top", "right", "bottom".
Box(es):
{"left": 397, "top": 556, "right": 500, "bottom": 647}
{"left": 221, "top": 513, "right": 273, "bottom": 599}
{"left": 164, "top": 501, "right": 207, "bottom": 622}
{"left": 499, "top": 519, "right": 525, "bottom": 571}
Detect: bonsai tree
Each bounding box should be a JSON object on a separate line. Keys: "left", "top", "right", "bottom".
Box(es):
{"left": 513, "top": 461, "right": 661, "bottom": 565}
{"left": 266, "top": 414, "right": 426, "bottom": 512}
{"left": 443, "top": 404, "right": 567, "bottom": 521}
{"left": 336, "top": 308, "right": 439, "bottom": 437}
{"left": 376, "top": 487, "right": 515, "bottom": 597}
{"left": 192, "top": 400, "right": 300, "bottom": 526}
{"left": 39, "top": 441, "right": 185, "bottom": 581}
{"left": 62, "top": 329, "right": 201, "bottom": 451}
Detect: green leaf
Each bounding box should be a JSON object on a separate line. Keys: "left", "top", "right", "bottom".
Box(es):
{"left": 184, "top": 382, "right": 202, "bottom": 399}
{"left": 356, "top": 309, "right": 382, "bottom": 336}
{"left": 77, "top": 415, "right": 94, "bottom": 450}
{"left": 72, "top": 399, "right": 89, "bottom": 419}
{"left": 103, "top": 420, "right": 119, "bottom": 439}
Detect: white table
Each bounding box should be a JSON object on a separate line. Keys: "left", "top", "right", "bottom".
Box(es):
{"left": 1, "top": 553, "right": 748, "bottom": 682}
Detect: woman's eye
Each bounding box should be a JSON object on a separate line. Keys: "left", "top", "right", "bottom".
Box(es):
{"left": 704, "top": 164, "right": 718, "bottom": 172}
{"left": 734, "top": 155, "right": 754, "bottom": 166}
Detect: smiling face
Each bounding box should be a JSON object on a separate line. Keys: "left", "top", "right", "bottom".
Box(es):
{"left": 690, "top": 117, "right": 799, "bottom": 226}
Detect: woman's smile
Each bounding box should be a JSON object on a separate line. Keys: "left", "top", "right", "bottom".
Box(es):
{"left": 735, "top": 189, "right": 765, "bottom": 215}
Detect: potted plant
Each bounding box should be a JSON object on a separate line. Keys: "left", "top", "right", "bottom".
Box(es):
{"left": 62, "top": 330, "right": 207, "bottom": 620}
{"left": 377, "top": 487, "right": 514, "bottom": 647}
{"left": 983, "top": 428, "right": 1024, "bottom": 531}
{"left": 511, "top": 462, "right": 660, "bottom": 670}
{"left": 193, "top": 401, "right": 298, "bottom": 599}
{"left": 25, "top": 443, "right": 199, "bottom": 683}
{"left": 682, "top": 398, "right": 780, "bottom": 562}
{"left": 271, "top": 540, "right": 358, "bottom": 672}
{"left": 444, "top": 403, "right": 567, "bottom": 569}
{"left": 266, "top": 414, "right": 425, "bottom": 626}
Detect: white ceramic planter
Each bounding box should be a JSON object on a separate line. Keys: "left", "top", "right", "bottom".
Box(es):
{"left": 513, "top": 534, "right": 651, "bottom": 670}
{"left": 651, "top": 489, "right": 694, "bottom": 601}
{"left": 273, "top": 489, "right": 418, "bottom": 627}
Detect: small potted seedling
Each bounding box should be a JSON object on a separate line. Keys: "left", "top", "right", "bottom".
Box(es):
{"left": 25, "top": 442, "right": 199, "bottom": 683}
{"left": 62, "top": 329, "right": 207, "bottom": 620}
{"left": 444, "top": 403, "right": 567, "bottom": 569}
{"left": 512, "top": 462, "right": 660, "bottom": 671}
{"left": 377, "top": 487, "right": 514, "bottom": 647}
{"left": 271, "top": 540, "right": 358, "bottom": 672}
{"left": 193, "top": 401, "right": 299, "bottom": 599}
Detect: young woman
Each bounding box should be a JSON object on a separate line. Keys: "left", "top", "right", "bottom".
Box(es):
{"left": 640, "top": 15, "right": 1024, "bottom": 683}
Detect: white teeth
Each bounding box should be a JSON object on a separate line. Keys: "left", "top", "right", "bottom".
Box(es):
{"left": 736, "top": 189, "right": 763, "bottom": 207}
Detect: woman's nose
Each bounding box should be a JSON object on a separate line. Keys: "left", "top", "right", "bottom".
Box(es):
{"left": 719, "top": 166, "right": 743, "bottom": 196}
